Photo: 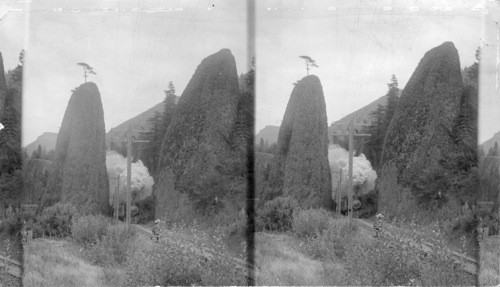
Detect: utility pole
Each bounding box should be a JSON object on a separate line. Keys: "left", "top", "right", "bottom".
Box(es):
{"left": 348, "top": 121, "right": 354, "bottom": 220}
{"left": 109, "top": 126, "right": 149, "bottom": 229}
{"left": 114, "top": 174, "right": 120, "bottom": 223}
{"left": 331, "top": 120, "right": 371, "bottom": 220}
{"left": 126, "top": 126, "right": 132, "bottom": 227}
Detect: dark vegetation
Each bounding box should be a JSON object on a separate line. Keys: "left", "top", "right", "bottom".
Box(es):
{"left": 377, "top": 43, "right": 480, "bottom": 233}
{"left": 140, "top": 81, "right": 177, "bottom": 178}
{"left": 50, "top": 82, "right": 110, "bottom": 215}
{"left": 262, "top": 75, "right": 332, "bottom": 209}
{"left": 0, "top": 51, "right": 23, "bottom": 209}
{"left": 256, "top": 196, "right": 298, "bottom": 232}
{"left": 361, "top": 75, "right": 400, "bottom": 171}
{"left": 154, "top": 49, "right": 253, "bottom": 226}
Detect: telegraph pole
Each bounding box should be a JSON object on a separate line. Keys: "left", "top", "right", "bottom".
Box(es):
{"left": 348, "top": 121, "right": 354, "bottom": 220}
{"left": 109, "top": 126, "right": 149, "bottom": 229}
{"left": 114, "top": 175, "right": 120, "bottom": 223}
{"left": 331, "top": 120, "right": 371, "bottom": 220}
{"left": 126, "top": 126, "right": 132, "bottom": 227}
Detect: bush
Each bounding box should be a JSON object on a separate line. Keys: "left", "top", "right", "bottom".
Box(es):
{"left": 0, "top": 214, "right": 22, "bottom": 236}
{"left": 33, "top": 203, "right": 78, "bottom": 238}
{"left": 303, "top": 219, "right": 358, "bottom": 261}
{"left": 292, "top": 208, "right": 331, "bottom": 238}
{"left": 71, "top": 214, "right": 109, "bottom": 244}
{"left": 343, "top": 224, "right": 474, "bottom": 286}
{"left": 256, "top": 196, "right": 298, "bottom": 232}
{"left": 85, "top": 224, "right": 135, "bottom": 266}
{"left": 124, "top": 224, "right": 246, "bottom": 286}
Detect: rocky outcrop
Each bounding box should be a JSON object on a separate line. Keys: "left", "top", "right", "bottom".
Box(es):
{"left": 263, "top": 75, "right": 332, "bottom": 209}
{"left": 53, "top": 82, "right": 109, "bottom": 214}
{"left": 155, "top": 49, "right": 245, "bottom": 220}
{"left": 379, "top": 42, "right": 477, "bottom": 214}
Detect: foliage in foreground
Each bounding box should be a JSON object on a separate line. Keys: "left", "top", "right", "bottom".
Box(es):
{"left": 292, "top": 210, "right": 475, "bottom": 286}
{"left": 23, "top": 238, "right": 126, "bottom": 287}
{"left": 33, "top": 202, "right": 79, "bottom": 239}
{"left": 479, "top": 235, "right": 500, "bottom": 286}
{"left": 71, "top": 214, "right": 135, "bottom": 266}
{"left": 292, "top": 208, "right": 331, "bottom": 238}
{"left": 124, "top": 222, "right": 247, "bottom": 286}
{"left": 256, "top": 196, "right": 298, "bottom": 232}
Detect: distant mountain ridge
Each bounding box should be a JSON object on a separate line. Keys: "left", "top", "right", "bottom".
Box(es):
{"left": 482, "top": 130, "right": 500, "bottom": 152}
{"left": 255, "top": 93, "right": 398, "bottom": 145}
{"left": 25, "top": 98, "right": 179, "bottom": 152}
{"left": 256, "top": 125, "right": 280, "bottom": 145}
{"left": 24, "top": 132, "right": 58, "bottom": 155}
{"left": 106, "top": 97, "right": 179, "bottom": 143}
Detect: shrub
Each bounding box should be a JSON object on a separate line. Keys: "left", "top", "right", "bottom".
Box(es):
{"left": 32, "top": 203, "right": 78, "bottom": 238}
{"left": 124, "top": 224, "right": 246, "bottom": 286}
{"left": 303, "top": 218, "right": 358, "bottom": 261}
{"left": 0, "top": 215, "right": 22, "bottom": 236}
{"left": 71, "top": 214, "right": 109, "bottom": 244}
{"left": 256, "top": 196, "right": 298, "bottom": 232}
{"left": 85, "top": 224, "right": 135, "bottom": 266}
{"left": 292, "top": 208, "right": 331, "bottom": 238}
{"left": 343, "top": 223, "right": 475, "bottom": 286}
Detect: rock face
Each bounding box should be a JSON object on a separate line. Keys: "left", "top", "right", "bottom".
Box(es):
{"left": 263, "top": 75, "right": 332, "bottom": 209}
{"left": 379, "top": 42, "right": 473, "bottom": 213}
{"left": 155, "top": 49, "right": 244, "bottom": 220}
{"left": 53, "top": 82, "right": 109, "bottom": 214}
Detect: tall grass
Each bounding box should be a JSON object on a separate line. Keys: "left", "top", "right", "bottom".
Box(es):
{"left": 23, "top": 238, "right": 113, "bottom": 287}
{"left": 124, "top": 222, "right": 247, "bottom": 286}
{"left": 479, "top": 235, "right": 500, "bottom": 286}
{"left": 291, "top": 209, "right": 475, "bottom": 286}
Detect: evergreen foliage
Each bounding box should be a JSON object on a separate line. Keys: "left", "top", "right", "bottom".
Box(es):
{"left": 0, "top": 51, "right": 23, "bottom": 207}
{"left": 361, "top": 75, "right": 399, "bottom": 171}
{"left": 263, "top": 75, "right": 332, "bottom": 209}
{"left": 141, "top": 82, "right": 177, "bottom": 178}
{"left": 378, "top": 42, "right": 479, "bottom": 221}
{"left": 154, "top": 49, "right": 251, "bottom": 223}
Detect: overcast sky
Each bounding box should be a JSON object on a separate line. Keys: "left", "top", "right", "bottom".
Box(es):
{"left": 0, "top": 0, "right": 248, "bottom": 145}
{"left": 256, "top": 0, "right": 500, "bottom": 143}
{"left": 0, "top": 0, "right": 499, "bottom": 145}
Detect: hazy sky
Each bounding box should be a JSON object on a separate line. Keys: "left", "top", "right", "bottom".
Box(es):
{"left": 0, "top": 0, "right": 248, "bottom": 145}
{"left": 256, "top": 0, "right": 500, "bottom": 143}
{"left": 0, "top": 0, "right": 499, "bottom": 145}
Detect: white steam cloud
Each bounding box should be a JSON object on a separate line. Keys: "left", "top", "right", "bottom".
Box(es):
{"left": 106, "top": 151, "right": 154, "bottom": 205}
{"left": 328, "top": 144, "right": 377, "bottom": 198}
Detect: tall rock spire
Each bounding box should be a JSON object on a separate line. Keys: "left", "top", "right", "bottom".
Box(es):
{"left": 53, "top": 82, "right": 110, "bottom": 214}
{"left": 263, "top": 75, "right": 332, "bottom": 209}
{"left": 378, "top": 41, "right": 474, "bottom": 216}
{"left": 155, "top": 49, "right": 243, "bottom": 220}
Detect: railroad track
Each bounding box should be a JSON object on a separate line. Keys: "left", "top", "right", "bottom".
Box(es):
{"left": 354, "top": 218, "right": 478, "bottom": 275}
{"left": 131, "top": 224, "right": 254, "bottom": 272}
{"left": 0, "top": 254, "right": 22, "bottom": 279}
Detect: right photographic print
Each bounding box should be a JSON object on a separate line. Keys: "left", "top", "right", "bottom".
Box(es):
{"left": 254, "top": 1, "right": 499, "bottom": 286}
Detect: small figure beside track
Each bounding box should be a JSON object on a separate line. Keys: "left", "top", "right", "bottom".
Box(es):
{"left": 373, "top": 213, "right": 383, "bottom": 237}
{"left": 152, "top": 219, "right": 161, "bottom": 242}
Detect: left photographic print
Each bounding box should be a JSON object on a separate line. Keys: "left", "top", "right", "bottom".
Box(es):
{"left": 0, "top": 0, "right": 27, "bottom": 285}
{"left": 1, "top": 0, "right": 253, "bottom": 286}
